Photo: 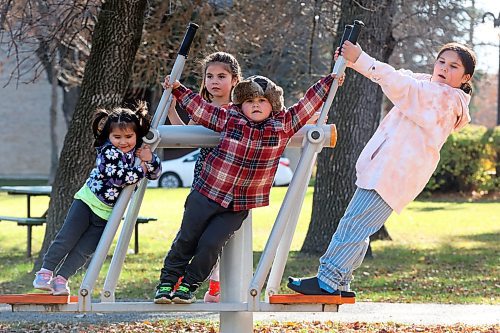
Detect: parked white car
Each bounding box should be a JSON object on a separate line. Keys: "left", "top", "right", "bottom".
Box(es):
{"left": 148, "top": 149, "right": 294, "bottom": 188}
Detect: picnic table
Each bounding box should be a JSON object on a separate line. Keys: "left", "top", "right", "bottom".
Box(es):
{"left": 0, "top": 186, "right": 51, "bottom": 257}
{"left": 0, "top": 185, "right": 156, "bottom": 256}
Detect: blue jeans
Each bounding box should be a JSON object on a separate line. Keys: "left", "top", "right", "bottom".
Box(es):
{"left": 318, "top": 188, "right": 393, "bottom": 290}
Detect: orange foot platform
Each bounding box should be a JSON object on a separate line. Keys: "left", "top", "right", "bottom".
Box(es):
{"left": 0, "top": 293, "right": 77, "bottom": 305}
{"left": 269, "top": 293, "right": 355, "bottom": 305}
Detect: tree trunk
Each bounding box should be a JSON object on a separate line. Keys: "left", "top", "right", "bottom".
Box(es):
{"left": 58, "top": 44, "right": 82, "bottom": 127}
{"left": 35, "top": 0, "right": 147, "bottom": 270}
{"left": 302, "top": 0, "right": 397, "bottom": 254}
{"left": 62, "top": 86, "right": 81, "bottom": 127}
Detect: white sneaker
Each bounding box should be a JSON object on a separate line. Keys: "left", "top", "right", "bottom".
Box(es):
{"left": 33, "top": 269, "right": 53, "bottom": 291}
{"left": 51, "top": 275, "right": 70, "bottom": 296}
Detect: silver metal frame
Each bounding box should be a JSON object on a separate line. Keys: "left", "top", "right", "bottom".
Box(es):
{"left": 10, "top": 124, "right": 339, "bottom": 317}
{"left": 9, "top": 41, "right": 352, "bottom": 333}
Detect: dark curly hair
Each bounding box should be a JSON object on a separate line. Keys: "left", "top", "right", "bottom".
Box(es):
{"left": 91, "top": 101, "right": 151, "bottom": 148}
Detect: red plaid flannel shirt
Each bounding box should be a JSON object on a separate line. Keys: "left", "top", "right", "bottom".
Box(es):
{"left": 172, "top": 74, "right": 335, "bottom": 211}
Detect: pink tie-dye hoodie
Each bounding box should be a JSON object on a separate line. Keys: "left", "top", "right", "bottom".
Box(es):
{"left": 351, "top": 52, "right": 471, "bottom": 214}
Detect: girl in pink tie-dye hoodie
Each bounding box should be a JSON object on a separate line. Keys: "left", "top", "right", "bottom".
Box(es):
{"left": 289, "top": 42, "right": 476, "bottom": 298}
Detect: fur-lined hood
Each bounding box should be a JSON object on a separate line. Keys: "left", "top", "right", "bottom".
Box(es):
{"left": 232, "top": 75, "right": 284, "bottom": 112}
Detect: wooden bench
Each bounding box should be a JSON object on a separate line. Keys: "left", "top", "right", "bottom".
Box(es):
{"left": 0, "top": 215, "right": 156, "bottom": 257}
{"left": 133, "top": 217, "right": 157, "bottom": 254}
{"left": 0, "top": 216, "right": 46, "bottom": 258}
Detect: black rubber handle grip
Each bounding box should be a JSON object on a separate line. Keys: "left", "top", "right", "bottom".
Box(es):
{"left": 347, "top": 20, "right": 365, "bottom": 44}
{"left": 339, "top": 25, "right": 353, "bottom": 49}
{"left": 178, "top": 22, "right": 199, "bottom": 57}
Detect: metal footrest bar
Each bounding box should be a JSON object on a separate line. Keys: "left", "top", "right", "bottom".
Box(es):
{"left": 8, "top": 300, "right": 343, "bottom": 313}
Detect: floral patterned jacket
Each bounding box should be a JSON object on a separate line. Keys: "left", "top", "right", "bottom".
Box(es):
{"left": 85, "top": 142, "right": 161, "bottom": 206}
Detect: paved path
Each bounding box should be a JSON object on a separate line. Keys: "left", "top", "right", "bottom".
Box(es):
{"left": 255, "top": 302, "right": 500, "bottom": 325}
{"left": 1, "top": 302, "right": 499, "bottom": 325}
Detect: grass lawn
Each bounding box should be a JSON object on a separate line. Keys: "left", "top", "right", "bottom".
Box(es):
{"left": 0, "top": 187, "right": 498, "bottom": 304}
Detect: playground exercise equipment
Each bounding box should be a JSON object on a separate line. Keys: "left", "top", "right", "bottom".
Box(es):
{"left": 263, "top": 19, "right": 364, "bottom": 304}
{"left": 0, "top": 21, "right": 364, "bottom": 333}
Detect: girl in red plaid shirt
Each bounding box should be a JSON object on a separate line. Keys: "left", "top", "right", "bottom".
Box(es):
{"left": 154, "top": 72, "right": 339, "bottom": 304}
{"left": 167, "top": 52, "right": 242, "bottom": 303}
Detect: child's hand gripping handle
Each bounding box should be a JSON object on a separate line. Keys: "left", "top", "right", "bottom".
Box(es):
{"left": 148, "top": 22, "right": 199, "bottom": 135}
{"left": 333, "top": 20, "right": 364, "bottom": 73}
{"left": 316, "top": 20, "right": 364, "bottom": 125}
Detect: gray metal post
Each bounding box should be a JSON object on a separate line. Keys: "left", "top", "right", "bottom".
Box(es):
{"left": 101, "top": 180, "right": 147, "bottom": 302}
{"left": 265, "top": 148, "right": 319, "bottom": 299}
{"left": 220, "top": 212, "right": 253, "bottom": 333}
{"left": 249, "top": 137, "right": 323, "bottom": 298}
{"left": 78, "top": 186, "right": 132, "bottom": 311}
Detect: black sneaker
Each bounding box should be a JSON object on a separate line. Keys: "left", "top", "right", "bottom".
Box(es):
{"left": 287, "top": 276, "right": 341, "bottom": 296}
{"left": 171, "top": 282, "right": 196, "bottom": 304}
{"left": 154, "top": 282, "right": 174, "bottom": 304}
{"left": 340, "top": 290, "right": 356, "bottom": 298}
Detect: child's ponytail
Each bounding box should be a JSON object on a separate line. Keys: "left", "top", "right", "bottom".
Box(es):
{"left": 460, "top": 82, "right": 473, "bottom": 95}
{"left": 92, "top": 108, "right": 110, "bottom": 147}
{"left": 133, "top": 100, "right": 152, "bottom": 145}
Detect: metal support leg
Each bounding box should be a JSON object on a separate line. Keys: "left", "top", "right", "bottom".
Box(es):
{"left": 27, "top": 225, "right": 32, "bottom": 258}
{"left": 101, "top": 179, "right": 148, "bottom": 302}
{"left": 134, "top": 220, "right": 139, "bottom": 254}
{"left": 249, "top": 140, "right": 320, "bottom": 296}
{"left": 265, "top": 150, "right": 319, "bottom": 299}
{"left": 220, "top": 212, "right": 253, "bottom": 333}
{"left": 78, "top": 186, "right": 133, "bottom": 311}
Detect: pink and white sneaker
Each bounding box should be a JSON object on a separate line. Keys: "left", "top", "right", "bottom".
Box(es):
{"left": 51, "top": 275, "right": 70, "bottom": 296}
{"left": 33, "top": 269, "right": 53, "bottom": 291}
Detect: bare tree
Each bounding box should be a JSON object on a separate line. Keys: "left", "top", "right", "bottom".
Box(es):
{"left": 0, "top": 0, "right": 100, "bottom": 181}
{"left": 390, "top": 0, "right": 474, "bottom": 72}
{"left": 34, "top": 0, "right": 147, "bottom": 269}
{"left": 221, "top": 0, "right": 340, "bottom": 97}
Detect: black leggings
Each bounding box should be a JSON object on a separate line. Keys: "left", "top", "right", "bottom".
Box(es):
{"left": 42, "top": 199, "right": 106, "bottom": 279}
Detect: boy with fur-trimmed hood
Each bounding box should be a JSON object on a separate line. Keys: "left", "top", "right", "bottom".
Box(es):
{"left": 154, "top": 73, "right": 338, "bottom": 304}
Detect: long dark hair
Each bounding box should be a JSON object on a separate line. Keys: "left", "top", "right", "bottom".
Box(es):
{"left": 199, "top": 52, "right": 241, "bottom": 102}
{"left": 91, "top": 101, "right": 151, "bottom": 148}
{"left": 437, "top": 43, "right": 476, "bottom": 95}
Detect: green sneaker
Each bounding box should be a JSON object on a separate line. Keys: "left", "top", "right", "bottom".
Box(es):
{"left": 171, "top": 282, "right": 196, "bottom": 304}
{"left": 154, "top": 282, "right": 174, "bottom": 304}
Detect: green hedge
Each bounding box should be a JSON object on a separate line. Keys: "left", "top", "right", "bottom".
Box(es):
{"left": 426, "top": 125, "right": 499, "bottom": 193}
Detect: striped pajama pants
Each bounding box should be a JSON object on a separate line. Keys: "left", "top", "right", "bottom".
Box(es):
{"left": 318, "top": 188, "right": 393, "bottom": 291}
